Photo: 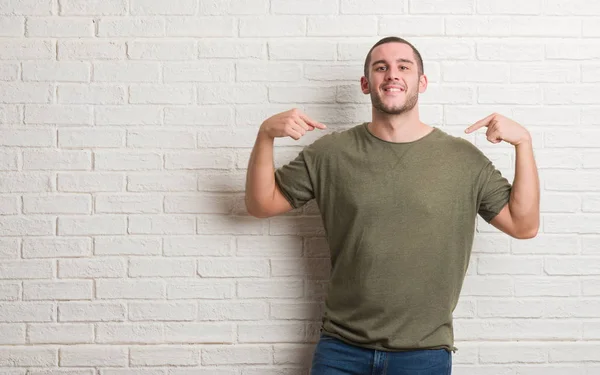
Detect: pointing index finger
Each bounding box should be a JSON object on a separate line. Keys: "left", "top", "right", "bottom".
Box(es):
{"left": 465, "top": 113, "right": 496, "bottom": 134}
{"left": 298, "top": 112, "right": 327, "bottom": 130}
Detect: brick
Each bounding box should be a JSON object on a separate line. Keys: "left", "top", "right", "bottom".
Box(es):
{"left": 128, "top": 215, "right": 195, "bottom": 234}
{"left": 546, "top": 131, "right": 600, "bottom": 148}
{"left": 445, "top": 16, "right": 510, "bottom": 36}
{"left": 0, "top": 347, "right": 55, "bottom": 367}
{"left": 164, "top": 62, "right": 233, "bottom": 82}
{"left": 0, "top": 129, "right": 54, "bottom": 147}
{"left": 0, "top": 260, "right": 53, "bottom": 279}
{"left": 95, "top": 105, "right": 162, "bottom": 125}
{"left": 512, "top": 106, "right": 579, "bottom": 126}
{"left": 238, "top": 323, "right": 305, "bottom": 343}
{"left": 197, "top": 258, "right": 268, "bottom": 277}
{"left": 549, "top": 344, "right": 600, "bottom": 362}
{"left": 28, "top": 323, "right": 93, "bottom": 344}
{"left": 545, "top": 257, "right": 600, "bottom": 275}
{"left": 165, "top": 150, "right": 234, "bottom": 170}
{"left": 128, "top": 40, "right": 196, "bottom": 59}
{"left": 59, "top": 0, "right": 128, "bottom": 15}
{"left": 94, "top": 237, "right": 162, "bottom": 256}
{"left": 479, "top": 0, "right": 541, "bottom": 14}
{"left": 98, "top": 17, "right": 165, "bottom": 37}
{"left": 197, "top": 215, "right": 268, "bottom": 235}
{"left": 23, "top": 150, "right": 91, "bottom": 171}
{"left": 537, "top": 150, "right": 582, "bottom": 169}
{"left": 201, "top": 346, "right": 270, "bottom": 365}
{"left": 514, "top": 277, "right": 579, "bottom": 297}
{"left": 0, "top": 195, "right": 19, "bottom": 214}
{"left": 544, "top": 0, "right": 600, "bottom": 15}
{"left": 58, "top": 173, "right": 124, "bottom": 192}
{"left": 130, "top": 346, "right": 198, "bottom": 366}
{"left": 199, "top": 40, "right": 266, "bottom": 59}
{"left": 541, "top": 192, "right": 581, "bottom": 213}
{"left": 167, "top": 280, "right": 233, "bottom": 299}
{"left": 164, "top": 236, "right": 234, "bottom": 257}
{"left": 198, "top": 84, "right": 266, "bottom": 104}
{"left": 58, "top": 85, "right": 125, "bottom": 104}
{"left": 129, "top": 302, "right": 196, "bottom": 321}
{"left": 96, "top": 323, "right": 163, "bottom": 343}
{"left": 0, "top": 173, "right": 52, "bottom": 193}
{"left": 59, "top": 41, "right": 125, "bottom": 60}
{"left": 270, "top": 301, "right": 322, "bottom": 320}
{"left": 269, "top": 85, "right": 335, "bottom": 103}
{"left": 59, "top": 258, "right": 125, "bottom": 278}
{"left": 0, "top": 40, "right": 53, "bottom": 60}
{"left": 0, "top": 0, "right": 52, "bottom": 15}
{"left": 97, "top": 279, "right": 165, "bottom": 299}
{"left": 478, "top": 299, "right": 545, "bottom": 318}
{"left": 197, "top": 301, "right": 267, "bottom": 321}
{"left": 461, "top": 276, "right": 513, "bottom": 296}
{"left": 272, "top": 0, "right": 337, "bottom": 14}
{"left": 380, "top": 16, "right": 444, "bottom": 36}
{"left": 58, "top": 216, "right": 126, "bottom": 235}
{"left": 410, "top": 0, "right": 474, "bottom": 13}
{"left": 129, "top": 258, "right": 195, "bottom": 277}
{"left": 93, "top": 62, "right": 159, "bottom": 82}
{"left": 0, "top": 217, "right": 54, "bottom": 236}
{"left": 127, "top": 172, "right": 196, "bottom": 192}
{"left": 164, "top": 16, "right": 235, "bottom": 37}
{"left": 511, "top": 17, "right": 580, "bottom": 37}
{"left": 196, "top": 171, "right": 246, "bottom": 192}
{"left": 583, "top": 195, "right": 600, "bottom": 212}
{"left": 237, "top": 280, "right": 303, "bottom": 298}
{"left": 479, "top": 344, "right": 546, "bottom": 363}
{"left": 132, "top": 0, "right": 197, "bottom": 15}
{"left": 442, "top": 62, "right": 509, "bottom": 83}
{"left": 23, "top": 62, "right": 90, "bottom": 82}
{"left": 583, "top": 19, "right": 600, "bottom": 37}
{"left": 58, "top": 302, "right": 126, "bottom": 322}
{"left": 0, "top": 83, "right": 52, "bottom": 104}
{"left": 60, "top": 346, "right": 127, "bottom": 367}
{"left": 96, "top": 194, "right": 162, "bottom": 214}
{"left": 582, "top": 64, "right": 600, "bottom": 82}
{"left": 25, "top": 105, "right": 91, "bottom": 125}
{"left": 0, "top": 323, "right": 25, "bottom": 344}
{"left": 23, "top": 195, "right": 91, "bottom": 214}
{"left": 23, "top": 238, "right": 91, "bottom": 258}
{"left": 164, "top": 107, "right": 233, "bottom": 125}
{"left": 237, "top": 236, "right": 302, "bottom": 257}
{"left": 545, "top": 171, "right": 600, "bottom": 191}
{"left": 545, "top": 85, "right": 600, "bottom": 105}
{"left": 0, "top": 105, "right": 20, "bottom": 124}
{"left": 59, "top": 128, "right": 124, "bottom": 148}
{"left": 164, "top": 194, "right": 233, "bottom": 214}
{"left": 201, "top": 0, "right": 268, "bottom": 15}
{"left": 26, "top": 17, "right": 94, "bottom": 37}
{"left": 478, "top": 85, "right": 541, "bottom": 104}
{"left": 240, "top": 16, "right": 304, "bottom": 37}
{"left": 0, "top": 17, "right": 22, "bottom": 36}
{"left": 269, "top": 40, "right": 335, "bottom": 61}
{"left": 129, "top": 85, "right": 194, "bottom": 104}
{"left": 343, "top": 0, "right": 404, "bottom": 14}
{"left": 237, "top": 62, "right": 302, "bottom": 82}
{"left": 308, "top": 16, "right": 376, "bottom": 36}
{"left": 478, "top": 42, "right": 544, "bottom": 61}
{"left": 165, "top": 323, "right": 233, "bottom": 343}
{"left": 547, "top": 41, "right": 600, "bottom": 60}
{"left": 23, "top": 280, "right": 92, "bottom": 300}
{"left": 512, "top": 235, "right": 578, "bottom": 254}
{"left": 94, "top": 151, "right": 162, "bottom": 171}
{"left": 0, "top": 303, "right": 53, "bottom": 322}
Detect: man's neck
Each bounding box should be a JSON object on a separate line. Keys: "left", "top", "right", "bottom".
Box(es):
{"left": 368, "top": 108, "right": 434, "bottom": 143}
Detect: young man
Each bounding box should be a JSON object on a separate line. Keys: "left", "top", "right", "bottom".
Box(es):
{"left": 245, "top": 36, "right": 540, "bottom": 375}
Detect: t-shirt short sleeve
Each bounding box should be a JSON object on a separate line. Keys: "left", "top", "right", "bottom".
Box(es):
{"left": 478, "top": 162, "right": 512, "bottom": 223}
{"left": 274, "top": 149, "right": 315, "bottom": 209}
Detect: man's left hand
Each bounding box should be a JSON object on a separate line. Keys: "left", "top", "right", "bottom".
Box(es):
{"left": 464, "top": 113, "right": 531, "bottom": 146}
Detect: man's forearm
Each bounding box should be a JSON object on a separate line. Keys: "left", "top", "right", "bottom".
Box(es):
{"left": 509, "top": 137, "right": 540, "bottom": 236}
{"left": 245, "top": 130, "right": 276, "bottom": 214}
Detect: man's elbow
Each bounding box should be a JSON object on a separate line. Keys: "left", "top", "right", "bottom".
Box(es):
{"left": 245, "top": 196, "right": 272, "bottom": 219}
{"left": 514, "top": 224, "right": 539, "bottom": 239}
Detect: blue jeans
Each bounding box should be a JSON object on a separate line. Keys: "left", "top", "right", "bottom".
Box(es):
{"left": 311, "top": 333, "right": 452, "bottom": 375}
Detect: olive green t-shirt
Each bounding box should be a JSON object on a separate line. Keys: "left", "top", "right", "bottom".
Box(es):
{"left": 274, "top": 123, "right": 512, "bottom": 353}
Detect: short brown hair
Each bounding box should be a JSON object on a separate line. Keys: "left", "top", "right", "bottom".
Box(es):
{"left": 363, "top": 36, "right": 424, "bottom": 78}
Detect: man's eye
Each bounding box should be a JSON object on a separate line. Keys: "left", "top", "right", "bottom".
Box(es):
{"left": 376, "top": 66, "right": 386, "bottom": 71}
{"left": 400, "top": 66, "right": 408, "bottom": 70}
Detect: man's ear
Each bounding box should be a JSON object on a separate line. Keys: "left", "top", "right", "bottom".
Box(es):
{"left": 418, "top": 74, "right": 428, "bottom": 93}
{"left": 360, "top": 76, "right": 370, "bottom": 94}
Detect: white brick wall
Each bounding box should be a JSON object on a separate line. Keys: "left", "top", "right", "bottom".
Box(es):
{"left": 0, "top": 0, "right": 599, "bottom": 373}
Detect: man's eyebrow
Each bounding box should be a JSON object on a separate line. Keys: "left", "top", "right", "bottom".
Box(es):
{"left": 371, "top": 58, "right": 415, "bottom": 66}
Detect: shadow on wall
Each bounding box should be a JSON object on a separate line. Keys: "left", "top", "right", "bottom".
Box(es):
{"left": 202, "top": 170, "right": 331, "bottom": 369}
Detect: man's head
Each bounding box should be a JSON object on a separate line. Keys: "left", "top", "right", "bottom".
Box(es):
{"left": 361, "top": 37, "right": 427, "bottom": 116}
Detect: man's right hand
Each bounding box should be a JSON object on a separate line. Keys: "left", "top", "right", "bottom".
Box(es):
{"left": 259, "top": 108, "right": 327, "bottom": 140}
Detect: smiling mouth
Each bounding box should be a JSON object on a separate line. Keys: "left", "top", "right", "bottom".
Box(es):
{"left": 382, "top": 87, "right": 405, "bottom": 92}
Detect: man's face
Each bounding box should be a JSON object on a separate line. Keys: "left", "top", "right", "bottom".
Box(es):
{"left": 360, "top": 42, "right": 426, "bottom": 115}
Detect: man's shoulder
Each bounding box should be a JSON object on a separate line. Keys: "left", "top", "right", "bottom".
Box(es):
{"left": 305, "top": 123, "right": 364, "bottom": 152}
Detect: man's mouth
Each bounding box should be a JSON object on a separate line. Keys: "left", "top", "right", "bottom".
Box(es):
{"left": 382, "top": 86, "right": 405, "bottom": 92}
